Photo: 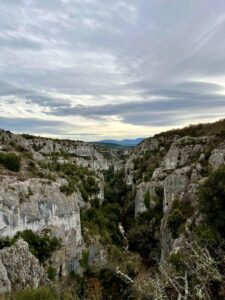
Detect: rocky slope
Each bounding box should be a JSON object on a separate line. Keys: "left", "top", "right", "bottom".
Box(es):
{"left": 0, "top": 119, "right": 225, "bottom": 298}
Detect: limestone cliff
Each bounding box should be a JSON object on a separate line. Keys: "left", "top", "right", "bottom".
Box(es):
{"left": 0, "top": 119, "right": 225, "bottom": 297}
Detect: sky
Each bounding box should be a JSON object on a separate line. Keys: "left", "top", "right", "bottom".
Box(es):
{"left": 0, "top": 0, "right": 225, "bottom": 141}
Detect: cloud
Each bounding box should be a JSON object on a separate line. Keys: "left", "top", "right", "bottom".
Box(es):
{"left": 47, "top": 80, "right": 225, "bottom": 126}
{"left": 0, "top": 0, "right": 225, "bottom": 139}
{"left": 0, "top": 116, "right": 71, "bottom": 135}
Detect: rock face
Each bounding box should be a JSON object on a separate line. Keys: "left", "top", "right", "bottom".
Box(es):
{"left": 209, "top": 143, "right": 225, "bottom": 169}
{"left": 1, "top": 124, "right": 225, "bottom": 294}
{"left": 0, "top": 129, "right": 124, "bottom": 286}
{"left": 0, "top": 176, "right": 84, "bottom": 276}
{"left": 0, "top": 240, "right": 46, "bottom": 294}
{"left": 125, "top": 134, "right": 223, "bottom": 260}
{"left": 135, "top": 181, "right": 161, "bottom": 216}
{"left": 163, "top": 167, "right": 191, "bottom": 213}
{"left": 163, "top": 137, "right": 208, "bottom": 170}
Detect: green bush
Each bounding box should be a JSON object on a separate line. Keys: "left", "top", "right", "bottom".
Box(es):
{"left": 80, "top": 250, "right": 89, "bottom": 271}
{"left": 127, "top": 187, "right": 163, "bottom": 262}
{"left": 0, "top": 152, "right": 21, "bottom": 172}
{"left": 168, "top": 251, "right": 185, "bottom": 272}
{"left": 0, "top": 237, "right": 12, "bottom": 250}
{"left": 13, "top": 230, "right": 61, "bottom": 263}
{"left": 167, "top": 208, "right": 186, "bottom": 238}
{"left": 15, "top": 287, "right": 58, "bottom": 300}
{"left": 198, "top": 166, "right": 225, "bottom": 238}
{"left": 128, "top": 224, "right": 159, "bottom": 259}
{"left": 47, "top": 266, "right": 57, "bottom": 281}
{"left": 60, "top": 180, "right": 77, "bottom": 196}
{"left": 144, "top": 191, "right": 150, "bottom": 209}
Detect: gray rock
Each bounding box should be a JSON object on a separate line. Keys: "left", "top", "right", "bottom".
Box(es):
{"left": 209, "top": 144, "right": 225, "bottom": 169}
{"left": 135, "top": 181, "right": 161, "bottom": 216}
{"left": 0, "top": 240, "right": 46, "bottom": 294}
{"left": 0, "top": 176, "right": 84, "bottom": 275}
{"left": 163, "top": 167, "right": 191, "bottom": 213}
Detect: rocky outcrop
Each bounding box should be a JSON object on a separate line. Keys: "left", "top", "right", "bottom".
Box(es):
{"left": 135, "top": 181, "right": 162, "bottom": 216}
{"left": 0, "top": 240, "right": 46, "bottom": 294}
{"left": 163, "top": 167, "right": 191, "bottom": 213}
{"left": 209, "top": 143, "right": 225, "bottom": 169}
{"left": 0, "top": 176, "right": 83, "bottom": 275}
{"left": 124, "top": 138, "right": 159, "bottom": 185}
{"left": 162, "top": 136, "right": 208, "bottom": 170}
{"left": 125, "top": 135, "right": 211, "bottom": 262}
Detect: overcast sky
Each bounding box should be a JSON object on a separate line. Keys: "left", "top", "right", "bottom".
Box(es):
{"left": 0, "top": 0, "right": 225, "bottom": 141}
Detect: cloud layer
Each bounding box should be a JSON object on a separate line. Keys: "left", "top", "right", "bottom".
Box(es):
{"left": 0, "top": 0, "right": 225, "bottom": 140}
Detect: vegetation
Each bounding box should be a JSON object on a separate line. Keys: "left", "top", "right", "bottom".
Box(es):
{"left": 198, "top": 166, "right": 225, "bottom": 238}
{"left": 79, "top": 250, "right": 89, "bottom": 271}
{"left": 156, "top": 118, "right": 225, "bottom": 139}
{"left": 47, "top": 266, "right": 57, "bottom": 281}
{"left": 40, "top": 161, "right": 100, "bottom": 199}
{"left": 13, "top": 230, "right": 61, "bottom": 263}
{"left": 127, "top": 187, "right": 163, "bottom": 263}
{"left": 133, "top": 149, "right": 167, "bottom": 183}
{"left": 0, "top": 152, "right": 21, "bottom": 172}
{"left": 167, "top": 198, "right": 195, "bottom": 238}
{"left": 0, "top": 230, "right": 61, "bottom": 264}
{"left": 167, "top": 208, "right": 186, "bottom": 238}
{"left": 81, "top": 167, "right": 133, "bottom": 245}
{"left": 15, "top": 287, "right": 58, "bottom": 300}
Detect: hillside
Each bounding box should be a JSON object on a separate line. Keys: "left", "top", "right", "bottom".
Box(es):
{"left": 97, "top": 138, "right": 144, "bottom": 147}
{"left": 0, "top": 120, "right": 225, "bottom": 299}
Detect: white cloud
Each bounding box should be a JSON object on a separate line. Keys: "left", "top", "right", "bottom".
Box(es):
{"left": 0, "top": 0, "right": 225, "bottom": 139}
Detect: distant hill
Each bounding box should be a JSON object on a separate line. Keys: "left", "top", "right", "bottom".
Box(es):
{"left": 97, "top": 138, "right": 144, "bottom": 147}
{"left": 93, "top": 142, "right": 126, "bottom": 149}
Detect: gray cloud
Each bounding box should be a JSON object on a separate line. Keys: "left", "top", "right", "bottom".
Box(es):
{"left": 48, "top": 80, "right": 225, "bottom": 126}
{"left": 0, "top": 116, "right": 72, "bottom": 135}
{"left": 0, "top": 0, "right": 225, "bottom": 138}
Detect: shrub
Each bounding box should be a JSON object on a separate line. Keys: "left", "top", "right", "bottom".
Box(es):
{"left": 80, "top": 250, "right": 89, "bottom": 271}
{"left": 0, "top": 152, "right": 21, "bottom": 172}
{"left": 47, "top": 266, "right": 57, "bottom": 281}
{"left": 60, "top": 180, "right": 77, "bottom": 196}
{"left": 0, "top": 237, "right": 12, "bottom": 250}
{"left": 144, "top": 191, "right": 150, "bottom": 209}
{"left": 15, "top": 287, "right": 58, "bottom": 300}
{"left": 168, "top": 251, "right": 185, "bottom": 272}
{"left": 167, "top": 208, "right": 186, "bottom": 238}
{"left": 13, "top": 230, "right": 61, "bottom": 263}
{"left": 128, "top": 224, "right": 159, "bottom": 260}
{"left": 198, "top": 166, "right": 225, "bottom": 238}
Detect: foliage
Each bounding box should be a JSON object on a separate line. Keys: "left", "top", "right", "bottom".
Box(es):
{"left": 60, "top": 179, "right": 77, "bottom": 196}
{"left": 81, "top": 168, "right": 132, "bottom": 245}
{"left": 167, "top": 208, "right": 186, "bottom": 238}
{"left": 79, "top": 250, "right": 89, "bottom": 271}
{"left": 12, "top": 230, "right": 61, "bottom": 263}
{"left": 198, "top": 166, "right": 225, "bottom": 238}
{"left": 167, "top": 198, "right": 195, "bottom": 239}
{"left": 133, "top": 150, "right": 163, "bottom": 183}
{"left": 47, "top": 266, "right": 57, "bottom": 281}
{"left": 128, "top": 223, "right": 159, "bottom": 260}
{"left": 81, "top": 202, "right": 123, "bottom": 245}
{"left": 0, "top": 237, "right": 12, "bottom": 250}
{"left": 156, "top": 118, "right": 225, "bottom": 139}
{"left": 0, "top": 152, "right": 21, "bottom": 172}
{"left": 15, "top": 287, "right": 59, "bottom": 300}
{"left": 51, "top": 162, "right": 100, "bottom": 200}
{"left": 134, "top": 240, "right": 224, "bottom": 300}
{"left": 127, "top": 188, "right": 163, "bottom": 262}
{"left": 144, "top": 191, "right": 150, "bottom": 209}
{"left": 21, "top": 134, "right": 35, "bottom": 140}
